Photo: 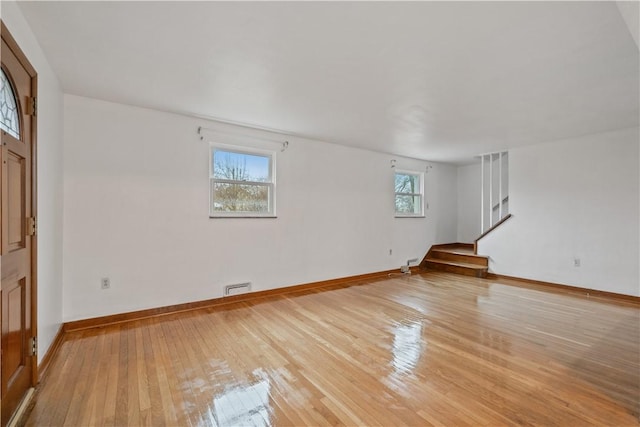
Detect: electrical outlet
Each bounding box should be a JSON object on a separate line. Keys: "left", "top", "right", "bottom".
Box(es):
{"left": 101, "top": 277, "right": 111, "bottom": 289}
{"left": 574, "top": 258, "right": 581, "bottom": 267}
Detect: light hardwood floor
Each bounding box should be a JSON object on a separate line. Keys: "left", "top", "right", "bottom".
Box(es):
{"left": 25, "top": 272, "right": 640, "bottom": 426}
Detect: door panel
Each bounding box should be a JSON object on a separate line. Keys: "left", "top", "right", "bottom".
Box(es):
{"left": 4, "top": 279, "right": 25, "bottom": 386}
{"left": 1, "top": 24, "right": 36, "bottom": 427}
{"left": 7, "top": 152, "right": 25, "bottom": 251}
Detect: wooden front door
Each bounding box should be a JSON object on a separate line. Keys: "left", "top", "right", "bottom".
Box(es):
{"left": 0, "top": 23, "right": 37, "bottom": 427}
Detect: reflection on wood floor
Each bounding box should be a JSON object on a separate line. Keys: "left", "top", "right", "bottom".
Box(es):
{"left": 25, "top": 272, "right": 640, "bottom": 426}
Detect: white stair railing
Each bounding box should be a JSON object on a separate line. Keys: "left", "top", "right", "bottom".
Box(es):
{"left": 480, "top": 151, "right": 509, "bottom": 234}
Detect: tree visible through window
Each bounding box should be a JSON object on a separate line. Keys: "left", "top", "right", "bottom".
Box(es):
{"left": 395, "top": 171, "right": 424, "bottom": 217}
{"left": 210, "top": 147, "right": 275, "bottom": 217}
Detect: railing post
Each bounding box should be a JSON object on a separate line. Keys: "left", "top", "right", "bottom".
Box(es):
{"left": 489, "top": 153, "right": 493, "bottom": 227}
{"left": 499, "top": 151, "right": 503, "bottom": 220}
{"left": 480, "top": 155, "right": 485, "bottom": 234}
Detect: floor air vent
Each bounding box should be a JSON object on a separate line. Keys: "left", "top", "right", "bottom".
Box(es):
{"left": 224, "top": 282, "right": 251, "bottom": 296}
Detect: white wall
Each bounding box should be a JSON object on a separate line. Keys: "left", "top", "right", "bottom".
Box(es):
{"left": 457, "top": 162, "right": 481, "bottom": 243}
{"left": 63, "top": 95, "right": 457, "bottom": 321}
{"left": 477, "top": 127, "right": 640, "bottom": 296}
{"left": 617, "top": 1, "right": 639, "bottom": 49}
{"left": 2, "top": 2, "right": 65, "bottom": 363}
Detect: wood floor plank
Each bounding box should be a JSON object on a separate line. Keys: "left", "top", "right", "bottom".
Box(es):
{"left": 102, "top": 329, "right": 120, "bottom": 427}
{"left": 25, "top": 272, "right": 640, "bottom": 426}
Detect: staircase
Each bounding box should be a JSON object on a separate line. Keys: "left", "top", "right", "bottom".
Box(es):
{"left": 421, "top": 243, "right": 489, "bottom": 278}
{"left": 420, "top": 151, "right": 508, "bottom": 279}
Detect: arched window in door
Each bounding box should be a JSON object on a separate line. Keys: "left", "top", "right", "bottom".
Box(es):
{"left": 0, "top": 67, "right": 20, "bottom": 139}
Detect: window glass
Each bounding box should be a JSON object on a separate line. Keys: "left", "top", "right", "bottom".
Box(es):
{"left": 395, "top": 173, "right": 421, "bottom": 195}
{"left": 212, "top": 150, "right": 270, "bottom": 182}
{"left": 395, "top": 171, "right": 424, "bottom": 217}
{"left": 210, "top": 147, "right": 275, "bottom": 217}
{"left": 0, "top": 69, "right": 20, "bottom": 139}
{"left": 212, "top": 183, "right": 270, "bottom": 213}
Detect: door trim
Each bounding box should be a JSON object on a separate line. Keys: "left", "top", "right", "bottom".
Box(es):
{"left": 1, "top": 18, "right": 38, "bottom": 395}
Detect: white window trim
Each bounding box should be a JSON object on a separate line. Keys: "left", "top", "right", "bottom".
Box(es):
{"left": 209, "top": 143, "right": 277, "bottom": 218}
{"left": 394, "top": 169, "right": 425, "bottom": 218}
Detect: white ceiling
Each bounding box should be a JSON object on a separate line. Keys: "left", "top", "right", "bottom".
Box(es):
{"left": 17, "top": 1, "right": 640, "bottom": 164}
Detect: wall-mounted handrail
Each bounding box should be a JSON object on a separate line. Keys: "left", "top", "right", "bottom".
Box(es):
{"left": 474, "top": 213, "right": 513, "bottom": 254}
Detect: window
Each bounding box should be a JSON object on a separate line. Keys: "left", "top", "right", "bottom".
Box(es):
{"left": 395, "top": 170, "right": 424, "bottom": 217}
{"left": 0, "top": 68, "right": 20, "bottom": 139}
{"left": 210, "top": 146, "right": 276, "bottom": 217}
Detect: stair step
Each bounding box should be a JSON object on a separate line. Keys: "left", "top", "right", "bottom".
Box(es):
{"left": 430, "top": 249, "right": 488, "bottom": 266}
{"left": 425, "top": 258, "right": 486, "bottom": 270}
{"left": 433, "top": 243, "right": 474, "bottom": 252}
{"left": 424, "top": 258, "right": 488, "bottom": 278}
{"left": 432, "top": 248, "right": 475, "bottom": 256}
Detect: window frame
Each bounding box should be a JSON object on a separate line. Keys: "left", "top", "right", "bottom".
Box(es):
{"left": 394, "top": 169, "right": 425, "bottom": 218}
{"left": 209, "top": 144, "right": 277, "bottom": 218}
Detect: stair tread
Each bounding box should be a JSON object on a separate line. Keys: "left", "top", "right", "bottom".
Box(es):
{"left": 425, "top": 258, "right": 488, "bottom": 270}
{"left": 434, "top": 243, "right": 474, "bottom": 249}
{"left": 431, "top": 248, "right": 487, "bottom": 258}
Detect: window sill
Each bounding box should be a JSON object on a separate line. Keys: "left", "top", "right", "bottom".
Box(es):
{"left": 395, "top": 215, "right": 426, "bottom": 218}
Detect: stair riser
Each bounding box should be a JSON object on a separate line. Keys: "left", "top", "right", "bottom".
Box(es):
{"left": 432, "top": 243, "right": 474, "bottom": 251}
{"left": 425, "top": 261, "right": 488, "bottom": 278}
{"left": 430, "top": 251, "right": 488, "bottom": 267}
